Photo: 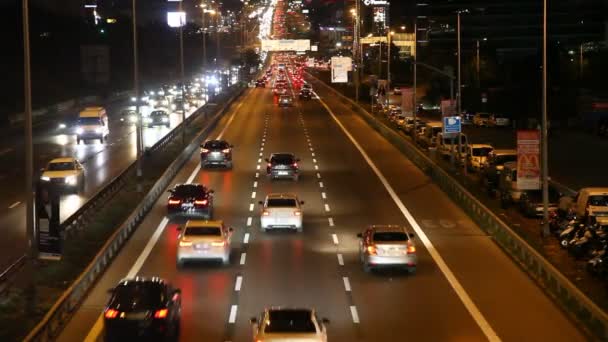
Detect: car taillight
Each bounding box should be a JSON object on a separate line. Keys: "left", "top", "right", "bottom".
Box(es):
{"left": 262, "top": 210, "right": 270, "bottom": 216}
{"left": 211, "top": 241, "right": 225, "bottom": 247}
{"left": 179, "top": 240, "right": 192, "bottom": 247}
{"left": 292, "top": 162, "right": 298, "bottom": 168}
{"left": 194, "top": 199, "right": 208, "bottom": 206}
{"left": 154, "top": 309, "right": 168, "bottom": 319}
{"left": 104, "top": 309, "right": 119, "bottom": 319}
{"left": 367, "top": 245, "right": 377, "bottom": 255}
{"left": 168, "top": 199, "right": 181, "bottom": 205}
{"left": 407, "top": 244, "right": 416, "bottom": 254}
{"left": 267, "top": 163, "right": 272, "bottom": 168}
{"left": 294, "top": 210, "right": 301, "bottom": 216}
{"left": 201, "top": 148, "right": 209, "bottom": 153}
{"left": 222, "top": 148, "right": 230, "bottom": 154}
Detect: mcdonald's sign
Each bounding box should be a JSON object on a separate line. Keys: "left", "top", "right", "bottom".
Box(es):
{"left": 517, "top": 130, "right": 541, "bottom": 190}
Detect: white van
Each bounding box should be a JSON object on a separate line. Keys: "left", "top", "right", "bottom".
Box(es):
{"left": 419, "top": 121, "right": 443, "bottom": 149}
{"left": 575, "top": 188, "right": 608, "bottom": 223}
{"left": 76, "top": 107, "right": 109, "bottom": 144}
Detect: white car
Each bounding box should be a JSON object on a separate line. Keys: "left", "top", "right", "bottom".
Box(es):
{"left": 463, "top": 144, "right": 494, "bottom": 171}
{"left": 250, "top": 307, "right": 329, "bottom": 342}
{"left": 259, "top": 193, "right": 304, "bottom": 232}
{"left": 39, "top": 157, "right": 85, "bottom": 193}
{"left": 176, "top": 220, "right": 233, "bottom": 267}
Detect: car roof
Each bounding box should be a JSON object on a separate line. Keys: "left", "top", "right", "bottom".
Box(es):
{"left": 470, "top": 144, "right": 493, "bottom": 148}
{"left": 49, "top": 157, "right": 76, "bottom": 163}
{"left": 368, "top": 225, "right": 406, "bottom": 232}
{"left": 271, "top": 153, "right": 295, "bottom": 157}
{"left": 117, "top": 276, "right": 167, "bottom": 286}
{"left": 266, "top": 193, "right": 298, "bottom": 200}
{"left": 185, "top": 220, "right": 223, "bottom": 228}
{"left": 426, "top": 121, "right": 443, "bottom": 127}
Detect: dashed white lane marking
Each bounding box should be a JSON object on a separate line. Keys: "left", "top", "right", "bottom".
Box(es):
{"left": 337, "top": 253, "right": 344, "bottom": 266}
{"left": 310, "top": 147, "right": 314, "bottom": 151}
{"left": 314, "top": 165, "right": 319, "bottom": 170}
{"left": 332, "top": 233, "right": 339, "bottom": 245}
{"left": 319, "top": 182, "right": 324, "bottom": 188}
{"left": 313, "top": 158, "right": 317, "bottom": 163}
{"left": 246, "top": 217, "right": 252, "bottom": 227}
{"left": 324, "top": 204, "right": 331, "bottom": 212}
{"left": 228, "top": 305, "right": 238, "bottom": 323}
{"left": 249, "top": 203, "right": 254, "bottom": 211}
{"left": 258, "top": 158, "right": 261, "bottom": 163}
{"left": 256, "top": 165, "right": 260, "bottom": 170}
{"left": 261, "top": 142, "right": 264, "bottom": 146}
{"left": 251, "top": 191, "right": 256, "bottom": 199}
{"left": 240, "top": 253, "right": 247, "bottom": 265}
{"left": 316, "top": 173, "right": 321, "bottom": 179}
{"left": 243, "top": 233, "right": 250, "bottom": 244}
{"left": 259, "top": 152, "right": 263, "bottom": 157}
{"left": 262, "top": 138, "right": 265, "bottom": 142}
{"left": 312, "top": 152, "right": 316, "bottom": 157}
{"left": 235, "top": 276, "right": 243, "bottom": 292}
{"left": 315, "top": 91, "right": 500, "bottom": 341}
{"left": 8, "top": 201, "right": 20, "bottom": 209}
{"left": 328, "top": 218, "right": 335, "bottom": 227}
{"left": 253, "top": 181, "right": 258, "bottom": 188}
{"left": 255, "top": 172, "right": 259, "bottom": 178}
{"left": 321, "top": 192, "right": 327, "bottom": 199}
{"left": 343, "top": 277, "right": 352, "bottom": 292}
{"left": 350, "top": 306, "right": 360, "bottom": 324}
{"left": 260, "top": 147, "right": 264, "bottom": 151}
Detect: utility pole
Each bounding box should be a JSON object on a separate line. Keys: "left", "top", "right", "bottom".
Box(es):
{"left": 132, "top": 0, "right": 143, "bottom": 192}
{"left": 457, "top": 11, "right": 466, "bottom": 177}
{"left": 387, "top": 31, "right": 392, "bottom": 92}
{"left": 579, "top": 43, "right": 584, "bottom": 79}
{"left": 541, "top": 0, "right": 550, "bottom": 236}
{"left": 179, "top": 0, "right": 186, "bottom": 145}
{"left": 476, "top": 39, "right": 480, "bottom": 89}
{"left": 216, "top": 9, "right": 220, "bottom": 65}
{"left": 412, "top": 20, "right": 417, "bottom": 145}
{"left": 202, "top": 6, "right": 207, "bottom": 68}
{"left": 354, "top": 0, "right": 360, "bottom": 103}
{"left": 23, "top": 0, "right": 36, "bottom": 259}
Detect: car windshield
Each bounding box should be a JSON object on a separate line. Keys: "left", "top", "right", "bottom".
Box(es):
{"left": 151, "top": 111, "right": 167, "bottom": 117}
{"left": 373, "top": 231, "right": 409, "bottom": 242}
{"left": 588, "top": 195, "right": 608, "bottom": 206}
{"left": 267, "top": 198, "right": 297, "bottom": 207}
{"left": 173, "top": 185, "right": 206, "bottom": 197}
{"left": 495, "top": 154, "right": 517, "bottom": 165}
{"left": 185, "top": 227, "right": 221, "bottom": 236}
{"left": 271, "top": 154, "right": 295, "bottom": 164}
{"left": 77, "top": 117, "right": 102, "bottom": 125}
{"left": 111, "top": 282, "right": 164, "bottom": 311}
{"left": 47, "top": 162, "right": 74, "bottom": 171}
{"left": 472, "top": 148, "right": 493, "bottom": 156}
{"left": 264, "top": 310, "right": 316, "bottom": 333}
{"left": 203, "top": 140, "right": 229, "bottom": 150}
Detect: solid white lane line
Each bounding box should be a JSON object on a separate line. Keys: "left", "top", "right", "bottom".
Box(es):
{"left": 8, "top": 201, "right": 20, "bottom": 209}
{"left": 350, "top": 306, "right": 360, "bottom": 324}
{"left": 235, "top": 276, "right": 243, "bottom": 292}
{"left": 256, "top": 165, "right": 260, "bottom": 170}
{"left": 228, "top": 305, "right": 238, "bottom": 323}
{"left": 249, "top": 203, "right": 254, "bottom": 211}
{"left": 246, "top": 217, "right": 252, "bottom": 227}
{"left": 328, "top": 218, "right": 335, "bottom": 227}
{"left": 217, "top": 99, "right": 245, "bottom": 139}
{"left": 325, "top": 204, "right": 331, "bottom": 212}
{"left": 240, "top": 252, "right": 247, "bottom": 265}
{"left": 319, "top": 182, "right": 324, "bottom": 188}
{"left": 316, "top": 92, "right": 500, "bottom": 341}
{"left": 343, "top": 277, "right": 352, "bottom": 292}
{"left": 314, "top": 165, "right": 319, "bottom": 170}
{"left": 253, "top": 181, "right": 258, "bottom": 188}
{"left": 321, "top": 192, "right": 327, "bottom": 199}
{"left": 251, "top": 192, "right": 256, "bottom": 199}
{"left": 316, "top": 173, "right": 321, "bottom": 179}
{"left": 337, "top": 253, "right": 344, "bottom": 266}
{"left": 186, "top": 164, "right": 201, "bottom": 184}
{"left": 243, "top": 233, "right": 250, "bottom": 244}
{"left": 332, "top": 233, "right": 339, "bottom": 245}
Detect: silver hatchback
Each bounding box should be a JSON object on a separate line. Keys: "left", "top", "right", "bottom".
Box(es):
{"left": 357, "top": 225, "right": 417, "bottom": 273}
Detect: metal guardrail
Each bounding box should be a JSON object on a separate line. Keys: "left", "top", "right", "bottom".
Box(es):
{"left": 309, "top": 73, "right": 608, "bottom": 340}
{"left": 0, "top": 254, "right": 27, "bottom": 296}
{"left": 24, "top": 84, "right": 246, "bottom": 342}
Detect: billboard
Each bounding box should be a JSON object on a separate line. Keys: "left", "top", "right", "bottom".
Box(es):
{"left": 330, "top": 56, "right": 351, "bottom": 83}
{"left": 261, "top": 39, "right": 311, "bottom": 52}
{"left": 401, "top": 88, "right": 413, "bottom": 115}
{"left": 441, "top": 99, "right": 456, "bottom": 117}
{"left": 516, "top": 130, "right": 541, "bottom": 190}
{"left": 167, "top": 12, "right": 186, "bottom": 28}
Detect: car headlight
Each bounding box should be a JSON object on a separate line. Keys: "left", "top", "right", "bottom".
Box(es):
{"left": 162, "top": 117, "right": 169, "bottom": 123}
{"left": 95, "top": 127, "right": 103, "bottom": 134}
{"left": 66, "top": 175, "right": 77, "bottom": 185}
{"left": 58, "top": 123, "right": 67, "bottom": 129}
{"left": 40, "top": 176, "right": 50, "bottom": 181}
{"left": 76, "top": 127, "right": 84, "bottom": 135}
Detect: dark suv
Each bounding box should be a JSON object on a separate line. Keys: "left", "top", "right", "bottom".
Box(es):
{"left": 104, "top": 278, "right": 181, "bottom": 341}
{"left": 167, "top": 183, "right": 214, "bottom": 219}
{"left": 266, "top": 153, "right": 300, "bottom": 181}
{"left": 200, "top": 140, "right": 233, "bottom": 168}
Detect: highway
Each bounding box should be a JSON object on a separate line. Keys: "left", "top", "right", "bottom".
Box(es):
{"left": 0, "top": 92, "right": 205, "bottom": 270}
{"left": 56, "top": 75, "right": 586, "bottom": 341}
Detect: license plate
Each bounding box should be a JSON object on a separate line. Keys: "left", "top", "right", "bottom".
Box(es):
{"left": 181, "top": 203, "right": 194, "bottom": 208}
{"left": 278, "top": 171, "right": 288, "bottom": 175}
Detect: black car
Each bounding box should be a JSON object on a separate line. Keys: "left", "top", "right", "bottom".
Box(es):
{"left": 167, "top": 184, "right": 214, "bottom": 219}
{"left": 266, "top": 153, "right": 299, "bottom": 181}
{"left": 146, "top": 110, "right": 170, "bottom": 128}
{"left": 519, "top": 187, "right": 561, "bottom": 217}
{"left": 200, "top": 140, "right": 233, "bottom": 168}
{"left": 299, "top": 89, "right": 312, "bottom": 100}
{"left": 104, "top": 278, "right": 181, "bottom": 341}
{"left": 255, "top": 79, "right": 266, "bottom": 87}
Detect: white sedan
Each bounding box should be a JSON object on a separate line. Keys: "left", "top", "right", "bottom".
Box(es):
{"left": 259, "top": 193, "right": 304, "bottom": 232}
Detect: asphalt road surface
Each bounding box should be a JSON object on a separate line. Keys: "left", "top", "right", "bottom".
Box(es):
{"left": 55, "top": 77, "right": 586, "bottom": 341}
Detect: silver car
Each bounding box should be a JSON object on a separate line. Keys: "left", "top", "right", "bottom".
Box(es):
{"left": 250, "top": 307, "right": 329, "bottom": 342}
{"left": 176, "top": 220, "right": 233, "bottom": 267}
{"left": 259, "top": 193, "right": 304, "bottom": 232}
{"left": 357, "top": 225, "right": 417, "bottom": 273}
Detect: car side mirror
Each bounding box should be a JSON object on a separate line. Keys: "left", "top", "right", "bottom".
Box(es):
{"left": 322, "top": 318, "right": 330, "bottom": 324}
{"left": 250, "top": 317, "right": 258, "bottom": 324}
{"left": 356, "top": 233, "right": 363, "bottom": 238}
{"left": 258, "top": 201, "right": 264, "bottom": 205}
{"left": 409, "top": 233, "right": 415, "bottom": 238}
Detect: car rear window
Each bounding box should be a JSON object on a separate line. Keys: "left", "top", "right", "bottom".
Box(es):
{"left": 173, "top": 184, "right": 206, "bottom": 197}
{"left": 203, "top": 140, "right": 229, "bottom": 149}
{"left": 111, "top": 282, "right": 164, "bottom": 311}
{"left": 48, "top": 162, "right": 74, "bottom": 171}
{"left": 267, "top": 198, "right": 297, "bottom": 207}
{"left": 373, "top": 231, "right": 409, "bottom": 242}
{"left": 264, "top": 310, "right": 316, "bottom": 333}
{"left": 185, "top": 227, "right": 221, "bottom": 236}
{"left": 495, "top": 154, "right": 517, "bottom": 165}
{"left": 271, "top": 154, "right": 295, "bottom": 164}
{"left": 588, "top": 195, "right": 608, "bottom": 207}
{"left": 77, "top": 117, "right": 102, "bottom": 125}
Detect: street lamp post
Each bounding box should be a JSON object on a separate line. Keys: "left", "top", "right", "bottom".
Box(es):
{"left": 178, "top": 0, "right": 186, "bottom": 145}
{"left": 476, "top": 39, "right": 480, "bottom": 89}
{"left": 216, "top": 10, "right": 220, "bottom": 65}
{"left": 22, "top": 0, "right": 35, "bottom": 258}
{"left": 132, "top": 0, "right": 143, "bottom": 192}
{"left": 541, "top": 0, "right": 550, "bottom": 236}
{"left": 388, "top": 31, "right": 394, "bottom": 94}
{"left": 412, "top": 20, "right": 417, "bottom": 145}
{"left": 456, "top": 11, "right": 467, "bottom": 177}
{"left": 201, "top": 8, "right": 216, "bottom": 69}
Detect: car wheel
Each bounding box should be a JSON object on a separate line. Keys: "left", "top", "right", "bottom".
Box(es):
{"left": 76, "top": 138, "right": 81, "bottom": 145}
{"left": 296, "top": 226, "right": 303, "bottom": 233}
{"left": 362, "top": 262, "right": 371, "bottom": 273}
{"left": 100, "top": 137, "right": 104, "bottom": 144}
{"left": 293, "top": 174, "right": 299, "bottom": 181}
{"left": 176, "top": 259, "right": 184, "bottom": 269}
{"left": 261, "top": 226, "right": 267, "bottom": 233}
{"left": 407, "top": 267, "right": 417, "bottom": 275}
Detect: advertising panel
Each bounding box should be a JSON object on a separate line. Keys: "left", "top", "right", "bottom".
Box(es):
{"left": 517, "top": 130, "right": 541, "bottom": 190}
{"left": 441, "top": 99, "right": 456, "bottom": 117}
{"left": 330, "top": 56, "right": 351, "bottom": 83}
{"left": 261, "top": 39, "right": 311, "bottom": 52}
{"left": 167, "top": 12, "right": 186, "bottom": 28}
{"left": 401, "top": 88, "right": 413, "bottom": 115}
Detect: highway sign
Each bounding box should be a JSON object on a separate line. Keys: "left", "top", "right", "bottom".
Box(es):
{"left": 443, "top": 116, "right": 461, "bottom": 134}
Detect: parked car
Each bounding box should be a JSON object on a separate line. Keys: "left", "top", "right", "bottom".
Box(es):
{"left": 393, "top": 86, "right": 402, "bottom": 95}
{"left": 418, "top": 121, "right": 443, "bottom": 149}
{"left": 519, "top": 187, "right": 561, "bottom": 217}
{"left": 436, "top": 132, "right": 467, "bottom": 159}
{"left": 357, "top": 225, "right": 417, "bottom": 273}
{"left": 463, "top": 144, "right": 494, "bottom": 171}
{"left": 481, "top": 149, "right": 517, "bottom": 188}
{"left": 498, "top": 161, "right": 525, "bottom": 208}
{"left": 473, "top": 112, "right": 492, "bottom": 127}
{"left": 488, "top": 114, "right": 511, "bottom": 127}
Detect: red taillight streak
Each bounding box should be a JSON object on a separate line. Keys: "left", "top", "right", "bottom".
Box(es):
{"left": 154, "top": 308, "right": 168, "bottom": 319}
{"left": 292, "top": 162, "right": 298, "bottom": 168}
{"left": 105, "top": 309, "right": 119, "bottom": 319}
{"left": 194, "top": 199, "right": 208, "bottom": 206}
{"left": 168, "top": 199, "right": 181, "bottom": 205}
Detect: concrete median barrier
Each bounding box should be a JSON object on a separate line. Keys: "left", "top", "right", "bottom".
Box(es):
{"left": 308, "top": 72, "right": 608, "bottom": 340}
